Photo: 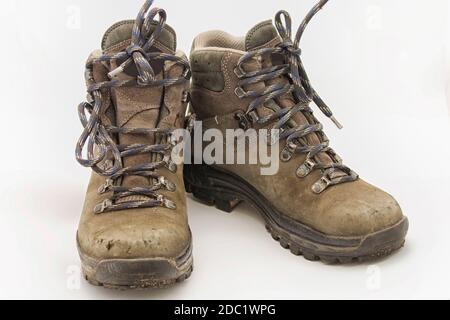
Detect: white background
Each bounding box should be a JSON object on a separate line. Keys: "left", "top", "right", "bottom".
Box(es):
{"left": 0, "top": 0, "right": 449, "bottom": 300}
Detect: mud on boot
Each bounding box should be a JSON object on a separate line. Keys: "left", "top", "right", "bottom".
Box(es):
{"left": 75, "top": 0, "right": 193, "bottom": 288}
{"left": 186, "top": 0, "right": 409, "bottom": 264}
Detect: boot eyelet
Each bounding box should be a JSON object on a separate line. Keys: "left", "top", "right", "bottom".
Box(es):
{"left": 94, "top": 199, "right": 113, "bottom": 214}
{"left": 235, "top": 87, "right": 247, "bottom": 99}
{"left": 235, "top": 112, "right": 250, "bottom": 130}
{"left": 280, "top": 147, "right": 293, "bottom": 162}
{"left": 159, "top": 177, "right": 176, "bottom": 192}
{"left": 312, "top": 176, "right": 332, "bottom": 194}
{"left": 163, "top": 155, "right": 178, "bottom": 173}
{"left": 167, "top": 162, "right": 177, "bottom": 173}
{"left": 296, "top": 159, "right": 316, "bottom": 178}
{"left": 233, "top": 66, "right": 245, "bottom": 78}
{"left": 158, "top": 195, "right": 177, "bottom": 210}
{"left": 98, "top": 179, "right": 114, "bottom": 194}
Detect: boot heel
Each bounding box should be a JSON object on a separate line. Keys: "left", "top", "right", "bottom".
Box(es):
{"left": 184, "top": 164, "right": 241, "bottom": 213}
{"left": 214, "top": 197, "right": 241, "bottom": 213}
{"left": 192, "top": 186, "right": 241, "bottom": 213}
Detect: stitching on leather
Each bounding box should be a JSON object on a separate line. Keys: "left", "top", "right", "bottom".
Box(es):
{"left": 245, "top": 20, "right": 273, "bottom": 49}
{"left": 105, "top": 39, "right": 172, "bottom": 55}
{"left": 102, "top": 20, "right": 134, "bottom": 50}
{"left": 104, "top": 39, "right": 131, "bottom": 54}
{"left": 252, "top": 37, "right": 282, "bottom": 51}
{"left": 102, "top": 20, "right": 176, "bottom": 53}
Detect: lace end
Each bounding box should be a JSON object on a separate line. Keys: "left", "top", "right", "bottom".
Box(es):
{"left": 330, "top": 116, "right": 344, "bottom": 130}
{"left": 108, "top": 66, "right": 124, "bottom": 79}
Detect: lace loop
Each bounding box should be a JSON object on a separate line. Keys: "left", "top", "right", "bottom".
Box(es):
{"left": 108, "top": 2, "right": 168, "bottom": 83}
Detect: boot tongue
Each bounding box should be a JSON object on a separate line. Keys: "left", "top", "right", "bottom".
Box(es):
{"left": 100, "top": 20, "right": 178, "bottom": 203}
{"left": 101, "top": 19, "right": 177, "bottom": 129}
{"left": 245, "top": 20, "right": 281, "bottom": 51}
{"left": 101, "top": 20, "right": 177, "bottom": 53}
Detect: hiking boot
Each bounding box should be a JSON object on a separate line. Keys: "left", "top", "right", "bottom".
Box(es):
{"left": 185, "top": 0, "right": 408, "bottom": 264}
{"left": 75, "top": 0, "right": 193, "bottom": 288}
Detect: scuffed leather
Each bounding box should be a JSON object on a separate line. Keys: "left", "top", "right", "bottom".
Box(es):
{"left": 78, "top": 40, "right": 191, "bottom": 259}
{"left": 191, "top": 48, "right": 404, "bottom": 237}
{"left": 78, "top": 167, "right": 190, "bottom": 260}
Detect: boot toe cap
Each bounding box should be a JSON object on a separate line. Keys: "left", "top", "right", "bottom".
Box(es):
{"left": 326, "top": 196, "right": 403, "bottom": 237}
{"left": 78, "top": 213, "right": 191, "bottom": 260}
{"left": 317, "top": 181, "right": 405, "bottom": 237}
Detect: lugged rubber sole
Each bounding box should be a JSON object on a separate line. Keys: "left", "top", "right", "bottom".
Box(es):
{"left": 77, "top": 238, "right": 193, "bottom": 290}
{"left": 184, "top": 164, "right": 409, "bottom": 264}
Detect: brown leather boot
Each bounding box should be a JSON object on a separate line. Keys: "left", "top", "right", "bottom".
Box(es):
{"left": 185, "top": 0, "right": 408, "bottom": 264}
{"left": 75, "top": 0, "right": 193, "bottom": 288}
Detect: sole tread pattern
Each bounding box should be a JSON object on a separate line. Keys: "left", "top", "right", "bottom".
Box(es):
{"left": 83, "top": 265, "right": 194, "bottom": 290}
{"left": 265, "top": 224, "right": 405, "bottom": 264}
{"left": 185, "top": 171, "right": 407, "bottom": 265}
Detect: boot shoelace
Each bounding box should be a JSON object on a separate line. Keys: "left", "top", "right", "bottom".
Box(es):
{"left": 75, "top": 0, "right": 190, "bottom": 214}
{"left": 235, "top": 0, "right": 358, "bottom": 194}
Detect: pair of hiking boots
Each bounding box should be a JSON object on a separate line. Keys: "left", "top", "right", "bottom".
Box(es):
{"left": 75, "top": 0, "right": 409, "bottom": 289}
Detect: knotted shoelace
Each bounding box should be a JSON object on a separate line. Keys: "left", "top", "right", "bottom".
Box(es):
{"left": 235, "top": 0, "right": 358, "bottom": 194}
{"left": 75, "top": 0, "right": 190, "bottom": 214}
